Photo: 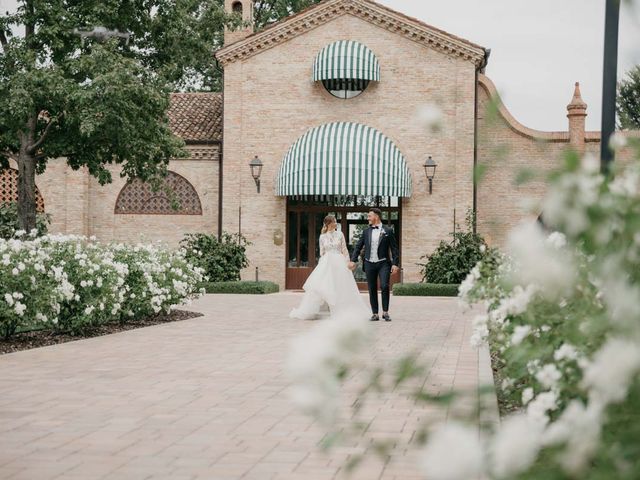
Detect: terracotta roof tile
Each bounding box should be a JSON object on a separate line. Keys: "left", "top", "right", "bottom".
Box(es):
{"left": 168, "top": 92, "right": 222, "bottom": 142}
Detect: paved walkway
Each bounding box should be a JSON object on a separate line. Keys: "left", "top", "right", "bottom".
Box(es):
{"left": 0, "top": 293, "right": 495, "bottom": 480}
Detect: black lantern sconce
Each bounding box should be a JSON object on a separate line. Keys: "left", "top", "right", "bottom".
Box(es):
{"left": 423, "top": 156, "right": 437, "bottom": 194}
{"left": 249, "top": 155, "right": 263, "bottom": 193}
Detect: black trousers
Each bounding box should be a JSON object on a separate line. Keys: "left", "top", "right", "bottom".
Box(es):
{"left": 364, "top": 260, "right": 391, "bottom": 314}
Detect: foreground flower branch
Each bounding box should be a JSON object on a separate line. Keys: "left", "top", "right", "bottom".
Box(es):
{"left": 288, "top": 138, "right": 640, "bottom": 479}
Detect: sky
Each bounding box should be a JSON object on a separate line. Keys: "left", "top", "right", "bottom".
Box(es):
{"left": 378, "top": 0, "right": 640, "bottom": 131}
{"left": 1, "top": 0, "right": 639, "bottom": 131}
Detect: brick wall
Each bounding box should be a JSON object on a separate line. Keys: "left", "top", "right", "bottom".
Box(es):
{"left": 222, "top": 13, "right": 477, "bottom": 288}
{"left": 25, "top": 145, "right": 220, "bottom": 247}
{"left": 476, "top": 74, "right": 638, "bottom": 247}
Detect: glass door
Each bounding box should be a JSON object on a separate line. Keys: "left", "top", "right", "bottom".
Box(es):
{"left": 285, "top": 197, "right": 402, "bottom": 290}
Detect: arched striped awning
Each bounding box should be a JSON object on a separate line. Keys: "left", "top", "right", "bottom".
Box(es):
{"left": 312, "top": 40, "right": 381, "bottom": 83}
{"left": 275, "top": 122, "right": 412, "bottom": 197}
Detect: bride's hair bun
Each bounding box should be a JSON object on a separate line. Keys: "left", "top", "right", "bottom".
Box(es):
{"left": 321, "top": 215, "right": 337, "bottom": 234}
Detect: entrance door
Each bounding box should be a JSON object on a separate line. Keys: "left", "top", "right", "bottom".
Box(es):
{"left": 285, "top": 196, "right": 402, "bottom": 290}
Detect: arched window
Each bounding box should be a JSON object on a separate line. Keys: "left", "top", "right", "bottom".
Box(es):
{"left": 114, "top": 171, "right": 202, "bottom": 215}
{"left": 232, "top": 1, "right": 243, "bottom": 14}
{"left": 0, "top": 168, "right": 45, "bottom": 212}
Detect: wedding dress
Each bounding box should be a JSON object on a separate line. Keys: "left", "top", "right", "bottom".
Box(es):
{"left": 290, "top": 230, "right": 370, "bottom": 320}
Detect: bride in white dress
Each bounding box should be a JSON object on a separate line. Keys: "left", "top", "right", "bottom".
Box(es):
{"left": 290, "top": 215, "right": 370, "bottom": 320}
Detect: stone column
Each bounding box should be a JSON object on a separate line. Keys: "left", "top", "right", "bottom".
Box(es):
{"left": 566, "top": 82, "right": 587, "bottom": 153}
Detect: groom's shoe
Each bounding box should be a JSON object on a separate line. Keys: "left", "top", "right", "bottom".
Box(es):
{"left": 383, "top": 313, "right": 391, "bottom": 322}
{"left": 370, "top": 314, "right": 380, "bottom": 321}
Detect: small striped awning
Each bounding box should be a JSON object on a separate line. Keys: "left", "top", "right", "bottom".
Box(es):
{"left": 312, "top": 40, "right": 381, "bottom": 83}
{"left": 275, "top": 122, "right": 412, "bottom": 197}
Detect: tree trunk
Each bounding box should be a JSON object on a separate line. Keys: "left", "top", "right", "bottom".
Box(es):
{"left": 18, "top": 137, "right": 37, "bottom": 233}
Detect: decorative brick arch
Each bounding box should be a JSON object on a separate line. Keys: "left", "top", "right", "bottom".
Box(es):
{"left": 0, "top": 168, "right": 45, "bottom": 212}
{"left": 114, "top": 171, "right": 202, "bottom": 215}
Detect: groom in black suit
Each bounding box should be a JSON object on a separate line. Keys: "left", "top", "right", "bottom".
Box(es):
{"left": 348, "top": 208, "right": 400, "bottom": 322}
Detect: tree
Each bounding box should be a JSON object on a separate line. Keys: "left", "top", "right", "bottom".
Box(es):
{"left": 253, "top": 0, "right": 322, "bottom": 30}
{"left": 0, "top": 0, "right": 321, "bottom": 232}
{"left": 617, "top": 65, "right": 640, "bottom": 130}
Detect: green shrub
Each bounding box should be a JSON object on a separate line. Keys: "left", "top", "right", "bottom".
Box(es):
{"left": 204, "top": 281, "right": 279, "bottom": 294}
{"left": 0, "top": 202, "right": 50, "bottom": 239}
{"left": 393, "top": 283, "right": 459, "bottom": 297}
{"left": 180, "top": 232, "right": 250, "bottom": 283}
{"left": 418, "top": 210, "right": 491, "bottom": 284}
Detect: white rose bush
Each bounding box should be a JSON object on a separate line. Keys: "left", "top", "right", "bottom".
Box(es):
{"left": 0, "top": 233, "right": 206, "bottom": 339}
{"left": 456, "top": 144, "right": 640, "bottom": 479}
{"left": 287, "top": 139, "right": 640, "bottom": 479}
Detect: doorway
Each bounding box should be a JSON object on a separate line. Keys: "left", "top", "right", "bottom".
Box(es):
{"left": 285, "top": 196, "right": 402, "bottom": 290}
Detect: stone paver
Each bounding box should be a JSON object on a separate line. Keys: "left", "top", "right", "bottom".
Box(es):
{"left": 0, "top": 293, "right": 494, "bottom": 480}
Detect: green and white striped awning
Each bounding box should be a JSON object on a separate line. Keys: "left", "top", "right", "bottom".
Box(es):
{"left": 275, "top": 122, "right": 412, "bottom": 197}
{"left": 312, "top": 40, "right": 381, "bottom": 83}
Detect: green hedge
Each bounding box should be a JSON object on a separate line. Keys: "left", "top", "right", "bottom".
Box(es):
{"left": 393, "top": 283, "right": 460, "bottom": 297}
{"left": 203, "top": 281, "right": 279, "bottom": 294}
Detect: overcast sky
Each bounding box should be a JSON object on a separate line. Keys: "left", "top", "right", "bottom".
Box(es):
{"left": 378, "top": 0, "right": 640, "bottom": 131}
{"left": 2, "top": 0, "right": 639, "bottom": 131}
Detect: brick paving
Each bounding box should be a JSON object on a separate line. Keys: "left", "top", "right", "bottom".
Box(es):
{"left": 0, "top": 293, "right": 495, "bottom": 480}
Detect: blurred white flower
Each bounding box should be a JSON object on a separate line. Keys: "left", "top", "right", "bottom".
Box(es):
{"left": 535, "top": 364, "right": 562, "bottom": 389}
{"left": 501, "top": 378, "right": 514, "bottom": 391}
{"left": 459, "top": 264, "right": 481, "bottom": 303}
{"left": 609, "top": 132, "right": 627, "bottom": 151}
{"left": 420, "top": 422, "right": 484, "bottom": 480}
{"left": 522, "top": 387, "right": 534, "bottom": 405}
{"left": 554, "top": 343, "right": 579, "bottom": 362}
{"left": 543, "top": 399, "right": 603, "bottom": 475}
{"left": 491, "top": 284, "right": 538, "bottom": 326}
{"left": 609, "top": 168, "right": 640, "bottom": 197}
{"left": 527, "top": 390, "right": 558, "bottom": 425}
{"left": 527, "top": 359, "right": 541, "bottom": 375}
{"left": 542, "top": 173, "right": 602, "bottom": 237}
{"left": 470, "top": 324, "right": 489, "bottom": 348}
{"left": 287, "top": 313, "right": 371, "bottom": 423}
{"left": 581, "top": 153, "right": 600, "bottom": 173}
{"left": 507, "top": 222, "right": 576, "bottom": 299}
{"left": 582, "top": 337, "right": 640, "bottom": 404}
{"left": 510, "top": 325, "right": 531, "bottom": 346}
{"left": 546, "top": 232, "right": 567, "bottom": 249}
{"left": 490, "top": 414, "right": 543, "bottom": 478}
{"left": 415, "top": 103, "right": 443, "bottom": 133}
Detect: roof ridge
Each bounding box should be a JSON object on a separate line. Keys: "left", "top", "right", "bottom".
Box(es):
{"left": 215, "top": 0, "right": 486, "bottom": 67}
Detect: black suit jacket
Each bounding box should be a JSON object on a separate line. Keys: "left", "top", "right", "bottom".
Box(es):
{"left": 350, "top": 225, "right": 400, "bottom": 266}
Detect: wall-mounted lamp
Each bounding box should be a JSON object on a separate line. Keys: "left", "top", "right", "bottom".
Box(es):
{"left": 249, "top": 155, "right": 263, "bottom": 193}
{"left": 423, "top": 155, "right": 437, "bottom": 195}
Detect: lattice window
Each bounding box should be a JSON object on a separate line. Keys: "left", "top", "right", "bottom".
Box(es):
{"left": 114, "top": 171, "right": 202, "bottom": 215}
{"left": 0, "top": 168, "right": 45, "bottom": 212}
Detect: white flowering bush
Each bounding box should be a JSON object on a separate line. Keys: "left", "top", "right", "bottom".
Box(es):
{"left": 287, "top": 140, "right": 640, "bottom": 479}
{"left": 455, "top": 146, "right": 640, "bottom": 479}
{"left": 0, "top": 233, "right": 206, "bottom": 338}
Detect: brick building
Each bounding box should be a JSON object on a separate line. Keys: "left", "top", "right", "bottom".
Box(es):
{"left": 2, "top": 0, "right": 637, "bottom": 289}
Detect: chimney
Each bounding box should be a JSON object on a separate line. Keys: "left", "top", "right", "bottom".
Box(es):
{"left": 224, "top": 0, "right": 254, "bottom": 45}
{"left": 566, "top": 82, "right": 587, "bottom": 153}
